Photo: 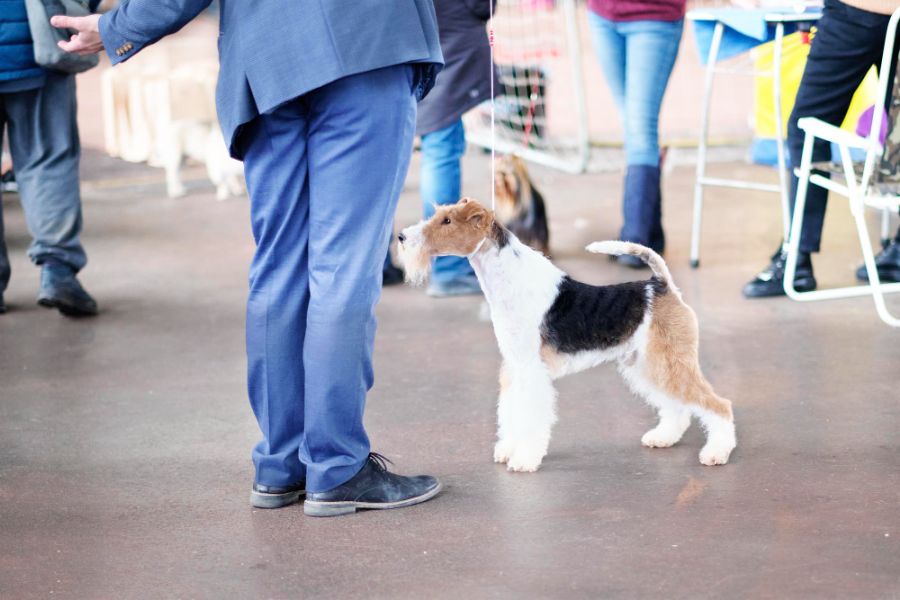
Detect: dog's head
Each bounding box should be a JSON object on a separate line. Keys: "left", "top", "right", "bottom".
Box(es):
{"left": 397, "top": 198, "right": 493, "bottom": 285}
{"left": 493, "top": 155, "right": 530, "bottom": 223}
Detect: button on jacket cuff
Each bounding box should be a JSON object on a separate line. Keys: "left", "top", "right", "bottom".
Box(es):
{"left": 98, "top": 13, "right": 137, "bottom": 65}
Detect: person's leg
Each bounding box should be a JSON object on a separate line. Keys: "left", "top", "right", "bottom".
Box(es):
{"left": 787, "top": 2, "right": 888, "bottom": 254}
{"left": 744, "top": 2, "right": 889, "bottom": 297}
{"left": 618, "top": 19, "right": 683, "bottom": 254}
{"left": 241, "top": 98, "right": 311, "bottom": 491}
{"left": 587, "top": 12, "right": 626, "bottom": 114}
{"left": 621, "top": 19, "right": 682, "bottom": 167}
{"left": 301, "top": 65, "right": 417, "bottom": 493}
{"left": 4, "top": 72, "right": 86, "bottom": 271}
{"left": 419, "top": 119, "right": 475, "bottom": 293}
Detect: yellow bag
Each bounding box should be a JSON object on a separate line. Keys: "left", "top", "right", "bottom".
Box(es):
{"left": 752, "top": 30, "right": 878, "bottom": 139}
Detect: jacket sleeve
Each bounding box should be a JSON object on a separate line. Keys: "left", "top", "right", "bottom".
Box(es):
{"left": 463, "top": 0, "right": 497, "bottom": 22}
{"left": 98, "top": 0, "right": 212, "bottom": 65}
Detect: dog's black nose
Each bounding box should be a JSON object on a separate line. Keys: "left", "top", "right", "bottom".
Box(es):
{"left": 397, "top": 232, "right": 406, "bottom": 243}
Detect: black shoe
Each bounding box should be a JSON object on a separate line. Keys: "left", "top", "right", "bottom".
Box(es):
{"left": 250, "top": 481, "right": 305, "bottom": 509}
{"left": 616, "top": 253, "right": 649, "bottom": 269}
{"left": 304, "top": 453, "right": 441, "bottom": 517}
{"left": 383, "top": 262, "right": 405, "bottom": 286}
{"left": 743, "top": 248, "right": 816, "bottom": 298}
{"left": 0, "top": 293, "right": 6, "bottom": 314}
{"left": 855, "top": 238, "right": 900, "bottom": 283}
{"left": 37, "top": 260, "right": 98, "bottom": 317}
{"left": 0, "top": 170, "right": 17, "bottom": 194}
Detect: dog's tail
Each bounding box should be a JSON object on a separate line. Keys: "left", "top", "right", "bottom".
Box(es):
{"left": 585, "top": 241, "right": 678, "bottom": 294}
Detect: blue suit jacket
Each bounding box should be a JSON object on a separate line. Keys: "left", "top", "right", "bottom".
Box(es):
{"left": 99, "top": 0, "right": 444, "bottom": 158}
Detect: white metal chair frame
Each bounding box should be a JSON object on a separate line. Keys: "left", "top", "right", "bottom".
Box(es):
{"left": 783, "top": 8, "right": 900, "bottom": 327}
{"left": 689, "top": 10, "right": 822, "bottom": 269}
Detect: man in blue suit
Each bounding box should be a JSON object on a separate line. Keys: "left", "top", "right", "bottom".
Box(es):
{"left": 54, "top": 1, "right": 445, "bottom": 517}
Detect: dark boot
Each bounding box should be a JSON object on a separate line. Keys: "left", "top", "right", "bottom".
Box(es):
{"left": 743, "top": 248, "right": 817, "bottom": 298}
{"left": 618, "top": 165, "right": 664, "bottom": 269}
{"left": 855, "top": 234, "right": 900, "bottom": 283}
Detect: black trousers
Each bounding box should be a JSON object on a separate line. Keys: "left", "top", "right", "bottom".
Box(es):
{"left": 788, "top": 0, "right": 894, "bottom": 253}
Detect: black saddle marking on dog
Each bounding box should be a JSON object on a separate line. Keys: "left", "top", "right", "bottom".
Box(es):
{"left": 649, "top": 275, "right": 668, "bottom": 296}
{"left": 541, "top": 276, "right": 652, "bottom": 353}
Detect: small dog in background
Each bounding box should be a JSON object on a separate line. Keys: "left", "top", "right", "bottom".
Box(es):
{"left": 154, "top": 62, "right": 246, "bottom": 201}
{"left": 398, "top": 198, "right": 736, "bottom": 473}
{"left": 493, "top": 155, "right": 550, "bottom": 256}
{"left": 161, "top": 122, "right": 246, "bottom": 201}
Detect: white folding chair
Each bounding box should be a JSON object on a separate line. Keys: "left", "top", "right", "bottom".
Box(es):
{"left": 783, "top": 8, "right": 900, "bottom": 327}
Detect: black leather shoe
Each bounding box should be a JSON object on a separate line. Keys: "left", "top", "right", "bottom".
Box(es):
{"left": 37, "top": 260, "right": 98, "bottom": 317}
{"left": 304, "top": 453, "right": 441, "bottom": 517}
{"left": 743, "top": 248, "right": 816, "bottom": 298}
{"left": 855, "top": 238, "right": 900, "bottom": 283}
{"left": 250, "top": 481, "right": 305, "bottom": 509}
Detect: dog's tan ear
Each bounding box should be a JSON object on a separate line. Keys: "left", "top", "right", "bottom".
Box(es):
{"left": 461, "top": 200, "right": 488, "bottom": 225}
{"left": 459, "top": 197, "right": 472, "bottom": 205}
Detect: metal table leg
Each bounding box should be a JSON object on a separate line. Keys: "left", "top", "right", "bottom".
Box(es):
{"left": 772, "top": 22, "right": 792, "bottom": 246}
{"left": 690, "top": 21, "right": 724, "bottom": 269}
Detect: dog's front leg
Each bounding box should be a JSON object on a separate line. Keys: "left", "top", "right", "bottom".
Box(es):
{"left": 493, "top": 363, "right": 516, "bottom": 464}
{"left": 497, "top": 362, "right": 558, "bottom": 473}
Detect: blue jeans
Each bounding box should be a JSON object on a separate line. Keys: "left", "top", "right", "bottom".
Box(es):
{"left": 419, "top": 119, "right": 473, "bottom": 282}
{"left": 588, "top": 13, "right": 683, "bottom": 167}
{"left": 241, "top": 65, "right": 416, "bottom": 493}
{"left": 0, "top": 72, "right": 87, "bottom": 293}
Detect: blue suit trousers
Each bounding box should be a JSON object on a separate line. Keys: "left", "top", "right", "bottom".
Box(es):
{"left": 242, "top": 65, "right": 416, "bottom": 493}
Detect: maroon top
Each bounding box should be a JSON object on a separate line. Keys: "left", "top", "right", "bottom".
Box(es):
{"left": 587, "top": 0, "right": 686, "bottom": 22}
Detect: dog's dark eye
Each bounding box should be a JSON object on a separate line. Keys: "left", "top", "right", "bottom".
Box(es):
{"left": 442, "top": 218, "right": 451, "bottom": 225}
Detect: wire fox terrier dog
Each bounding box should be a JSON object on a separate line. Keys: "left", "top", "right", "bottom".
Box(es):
{"left": 398, "top": 198, "right": 736, "bottom": 472}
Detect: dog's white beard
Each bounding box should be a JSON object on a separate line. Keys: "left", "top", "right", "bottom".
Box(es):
{"left": 397, "top": 243, "right": 432, "bottom": 286}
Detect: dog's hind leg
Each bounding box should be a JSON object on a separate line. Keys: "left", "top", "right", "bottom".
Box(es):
{"left": 641, "top": 395, "right": 692, "bottom": 448}
{"left": 637, "top": 293, "right": 737, "bottom": 465}
{"left": 692, "top": 395, "right": 736, "bottom": 466}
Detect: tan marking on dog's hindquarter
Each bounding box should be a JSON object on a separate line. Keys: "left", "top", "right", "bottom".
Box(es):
{"left": 645, "top": 293, "right": 733, "bottom": 420}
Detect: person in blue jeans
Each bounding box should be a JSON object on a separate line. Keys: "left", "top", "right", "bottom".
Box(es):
{"left": 416, "top": 0, "right": 497, "bottom": 297}
{"left": 587, "top": 0, "right": 685, "bottom": 268}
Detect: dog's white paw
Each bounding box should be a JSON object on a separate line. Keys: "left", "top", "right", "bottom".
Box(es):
{"left": 506, "top": 443, "right": 546, "bottom": 473}
{"left": 494, "top": 439, "right": 515, "bottom": 464}
{"left": 641, "top": 427, "right": 681, "bottom": 448}
{"left": 699, "top": 441, "right": 734, "bottom": 466}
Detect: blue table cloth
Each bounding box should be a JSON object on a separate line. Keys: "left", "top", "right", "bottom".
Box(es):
{"left": 690, "top": 8, "right": 820, "bottom": 64}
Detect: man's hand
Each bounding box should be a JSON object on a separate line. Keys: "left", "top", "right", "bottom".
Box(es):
{"left": 50, "top": 14, "right": 104, "bottom": 55}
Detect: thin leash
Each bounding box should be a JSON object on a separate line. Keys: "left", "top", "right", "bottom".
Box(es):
{"left": 489, "top": 0, "right": 496, "bottom": 211}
